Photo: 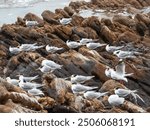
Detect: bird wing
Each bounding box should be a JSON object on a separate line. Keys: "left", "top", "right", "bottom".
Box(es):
{"left": 115, "top": 60, "right": 125, "bottom": 75}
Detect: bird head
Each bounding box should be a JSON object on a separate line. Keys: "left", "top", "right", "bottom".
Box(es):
{"left": 113, "top": 50, "right": 120, "bottom": 55}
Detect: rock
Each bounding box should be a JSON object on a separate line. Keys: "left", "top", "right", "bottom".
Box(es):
{"left": 16, "top": 17, "right": 24, "bottom": 26}
{"left": 72, "top": 27, "right": 88, "bottom": 38}
{"left": 0, "top": 105, "right": 14, "bottom": 113}
{"left": 122, "top": 100, "right": 146, "bottom": 113}
{"left": 41, "top": 10, "right": 59, "bottom": 25}
{"left": 117, "top": 31, "right": 140, "bottom": 43}
{"left": 64, "top": 6, "right": 74, "bottom": 16}
{"left": 71, "top": 15, "right": 84, "bottom": 26}
{"left": 100, "top": 80, "right": 126, "bottom": 92}
{"left": 55, "top": 9, "right": 70, "bottom": 18}
{"left": 113, "top": 15, "right": 136, "bottom": 28}
{"left": 100, "top": 25, "right": 117, "bottom": 43}
{"left": 135, "top": 13, "right": 150, "bottom": 27}
{"left": 82, "top": 16, "right": 102, "bottom": 35}
{"left": 54, "top": 25, "right": 72, "bottom": 41}
{"left": 24, "top": 13, "right": 44, "bottom": 25}
{"left": 136, "top": 21, "right": 147, "bottom": 36}
{"left": 1, "top": 25, "right": 18, "bottom": 39}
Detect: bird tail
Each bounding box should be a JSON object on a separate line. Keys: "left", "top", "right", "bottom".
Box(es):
{"left": 123, "top": 77, "right": 128, "bottom": 82}
{"left": 37, "top": 45, "right": 45, "bottom": 49}
{"left": 134, "top": 52, "right": 142, "bottom": 55}
{"left": 135, "top": 94, "right": 145, "bottom": 104}
{"left": 31, "top": 75, "right": 39, "bottom": 81}
{"left": 91, "top": 86, "right": 99, "bottom": 90}
{"left": 125, "top": 73, "right": 134, "bottom": 77}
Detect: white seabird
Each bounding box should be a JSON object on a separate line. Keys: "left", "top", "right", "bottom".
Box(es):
{"left": 18, "top": 75, "right": 39, "bottom": 82}
{"left": 105, "top": 60, "right": 133, "bottom": 82}
{"left": 71, "top": 83, "right": 98, "bottom": 94}
{"left": 105, "top": 44, "right": 124, "bottom": 53}
{"left": 115, "top": 88, "right": 145, "bottom": 104}
{"left": 66, "top": 40, "right": 81, "bottom": 49}
{"left": 79, "top": 38, "right": 93, "bottom": 45}
{"left": 59, "top": 18, "right": 72, "bottom": 25}
{"left": 6, "top": 77, "right": 19, "bottom": 86}
{"left": 28, "top": 88, "right": 44, "bottom": 96}
{"left": 115, "top": 88, "right": 137, "bottom": 97}
{"left": 86, "top": 42, "right": 106, "bottom": 49}
{"left": 83, "top": 91, "right": 108, "bottom": 99}
{"left": 38, "top": 65, "right": 53, "bottom": 73}
{"left": 19, "top": 80, "right": 44, "bottom": 90}
{"left": 108, "top": 94, "right": 125, "bottom": 106}
{"left": 19, "top": 43, "right": 44, "bottom": 52}
{"left": 41, "top": 59, "right": 63, "bottom": 70}
{"left": 19, "top": 43, "right": 37, "bottom": 51}
{"left": 46, "top": 45, "right": 63, "bottom": 53}
{"left": 9, "top": 46, "right": 21, "bottom": 54}
{"left": 105, "top": 67, "right": 128, "bottom": 82}
{"left": 113, "top": 50, "right": 141, "bottom": 59}
{"left": 26, "top": 20, "right": 38, "bottom": 27}
{"left": 71, "top": 74, "right": 95, "bottom": 84}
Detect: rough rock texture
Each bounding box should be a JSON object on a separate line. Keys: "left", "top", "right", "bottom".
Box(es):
{"left": 0, "top": 0, "right": 150, "bottom": 113}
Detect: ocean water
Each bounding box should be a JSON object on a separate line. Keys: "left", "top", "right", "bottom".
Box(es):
{"left": 0, "top": 0, "right": 70, "bottom": 26}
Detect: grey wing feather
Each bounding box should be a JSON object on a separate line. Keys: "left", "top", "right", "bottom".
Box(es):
{"left": 115, "top": 61, "right": 125, "bottom": 74}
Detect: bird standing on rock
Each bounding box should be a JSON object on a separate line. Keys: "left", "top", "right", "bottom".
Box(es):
{"left": 19, "top": 79, "right": 44, "bottom": 90}
{"left": 18, "top": 75, "right": 39, "bottom": 82}
{"left": 25, "top": 20, "right": 38, "bottom": 27}
{"left": 66, "top": 40, "right": 81, "bottom": 49}
{"left": 86, "top": 42, "right": 106, "bottom": 50}
{"left": 59, "top": 18, "right": 72, "bottom": 25}
{"left": 108, "top": 94, "right": 125, "bottom": 106}
{"left": 113, "top": 50, "right": 142, "bottom": 59}
{"left": 19, "top": 43, "right": 44, "bottom": 52}
{"left": 6, "top": 77, "right": 19, "bottom": 86}
{"left": 114, "top": 88, "right": 145, "bottom": 104}
{"left": 38, "top": 65, "right": 53, "bottom": 73}
{"left": 9, "top": 46, "right": 21, "bottom": 54}
{"left": 71, "top": 84, "right": 98, "bottom": 94}
{"left": 105, "top": 44, "right": 124, "bottom": 53}
{"left": 83, "top": 91, "right": 108, "bottom": 100}
{"left": 41, "top": 59, "right": 63, "bottom": 70}
{"left": 46, "top": 45, "right": 63, "bottom": 53}
{"left": 79, "top": 38, "right": 93, "bottom": 45}
{"left": 71, "top": 74, "right": 95, "bottom": 84}
{"left": 28, "top": 88, "right": 44, "bottom": 96}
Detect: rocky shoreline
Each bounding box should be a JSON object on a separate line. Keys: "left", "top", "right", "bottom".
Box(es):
{"left": 0, "top": 0, "right": 150, "bottom": 113}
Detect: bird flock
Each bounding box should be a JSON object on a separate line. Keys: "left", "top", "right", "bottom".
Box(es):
{"left": 6, "top": 18, "right": 145, "bottom": 110}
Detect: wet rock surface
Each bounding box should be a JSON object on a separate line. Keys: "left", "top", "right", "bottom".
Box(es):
{"left": 0, "top": 0, "right": 150, "bottom": 113}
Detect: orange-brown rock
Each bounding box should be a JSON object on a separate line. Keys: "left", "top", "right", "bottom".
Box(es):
{"left": 113, "top": 15, "right": 136, "bottom": 28}
{"left": 41, "top": 10, "right": 59, "bottom": 25}
{"left": 55, "top": 9, "right": 70, "bottom": 18}
{"left": 54, "top": 25, "right": 72, "bottom": 40}
{"left": 64, "top": 6, "right": 74, "bottom": 16}
{"left": 24, "top": 13, "right": 44, "bottom": 24}
{"left": 100, "top": 80, "right": 126, "bottom": 92}
{"left": 101, "top": 25, "right": 117, "bottom": 43}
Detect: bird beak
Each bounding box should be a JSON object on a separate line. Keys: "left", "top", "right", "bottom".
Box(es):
{"left": 64, "top": 76, "right": 71, "bottom": 80}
